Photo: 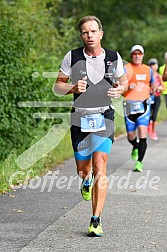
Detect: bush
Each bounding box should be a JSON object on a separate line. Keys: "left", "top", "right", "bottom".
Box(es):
{"left": 0, "top": 1, "right": 63, "bottom": 159}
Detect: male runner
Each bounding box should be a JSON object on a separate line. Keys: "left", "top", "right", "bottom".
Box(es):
{"left": 123, "top": 45, "right": 155, "bottom": 172}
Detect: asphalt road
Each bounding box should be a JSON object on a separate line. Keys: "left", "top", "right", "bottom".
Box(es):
{"left": 0, "top": 121, "right": 167, "bottom": 252}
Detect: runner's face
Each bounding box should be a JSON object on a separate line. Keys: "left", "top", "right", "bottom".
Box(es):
{"left": 80, "top": 21, "right": 103, "bottom": 49}
{"left": 131, "top": 50, "right": 144, "bottom": 65}
{"left": 150, "top": 63, "right": 158, "bottom": 71}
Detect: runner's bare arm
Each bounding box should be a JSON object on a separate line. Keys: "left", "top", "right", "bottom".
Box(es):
{"left": 107, "top": 73, "right": 128, "bottom": 98}
{"left": 117, "top": 73, "right": 128, "bottom": 93}
{"left": 162, "top": 64, "right": 167, "bottom": 81}
{"left": 55, "top": 71, "right": 87, "bottom": 95}
{"left": 54, "top": 71, "right": 73, "bottom": 95}
{"left": 150, "top": 81, "right": 156, "bottom": 96}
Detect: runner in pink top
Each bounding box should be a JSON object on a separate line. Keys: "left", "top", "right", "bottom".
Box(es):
{"left": 147, "top": 58, "right": 165, "bottom": 140}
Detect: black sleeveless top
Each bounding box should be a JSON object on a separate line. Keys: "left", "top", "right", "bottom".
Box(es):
{"left": 71, "top": 47, "right": 118, "bottom": 108}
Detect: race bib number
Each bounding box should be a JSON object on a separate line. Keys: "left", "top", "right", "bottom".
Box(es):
{"left": 129, "top": 102, "right": 144, "bottom": 114}
{"left": 81, "top": 113, "right": 106, "bottom": 132}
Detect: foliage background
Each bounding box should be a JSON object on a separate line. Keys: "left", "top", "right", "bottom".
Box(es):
{"left": 0, "top": 0, "right": 167, "bottom": 192}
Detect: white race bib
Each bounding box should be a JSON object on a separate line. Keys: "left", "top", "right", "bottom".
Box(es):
{"left": 81, "top": 113, "right": 106, "bottom": 132}
{"left": 129, "top": 102, "right": 144, "bottom": 114}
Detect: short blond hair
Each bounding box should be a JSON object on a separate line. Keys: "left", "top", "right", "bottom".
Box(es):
{"left": 78, "top": 15, "right": 103, "bottom": 33}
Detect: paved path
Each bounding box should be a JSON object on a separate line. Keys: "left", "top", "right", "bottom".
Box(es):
{"left": 0, "top": 121, "right": 167, "bottom": 252}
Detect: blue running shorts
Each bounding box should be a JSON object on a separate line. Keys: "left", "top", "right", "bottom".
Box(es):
{"left": 123, "top": 101, "right": 150, "bottom": 132}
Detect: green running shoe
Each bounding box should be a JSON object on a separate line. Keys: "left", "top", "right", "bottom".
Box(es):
{"left": 134, "top": 161, "right": 143, "bottom": 172}
{"left": 87, "top": 217, "right": 104, "bottom": 237}
{"left": 131, "top": 148, "right": 138, "bottom": 161}
{"left": 81, "top": 176, "right": 94, "bottom": 201}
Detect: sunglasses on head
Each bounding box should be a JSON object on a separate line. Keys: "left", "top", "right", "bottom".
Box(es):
{"left": 132, "top": 52, "right": 143, "bottom": 56}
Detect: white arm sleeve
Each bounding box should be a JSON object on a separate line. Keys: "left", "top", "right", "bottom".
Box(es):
{"left": 60, "top": 50, "right": 72, "bottom": 77}
{"left": 114, "top": 52, "right": 124, "bottom": 78}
